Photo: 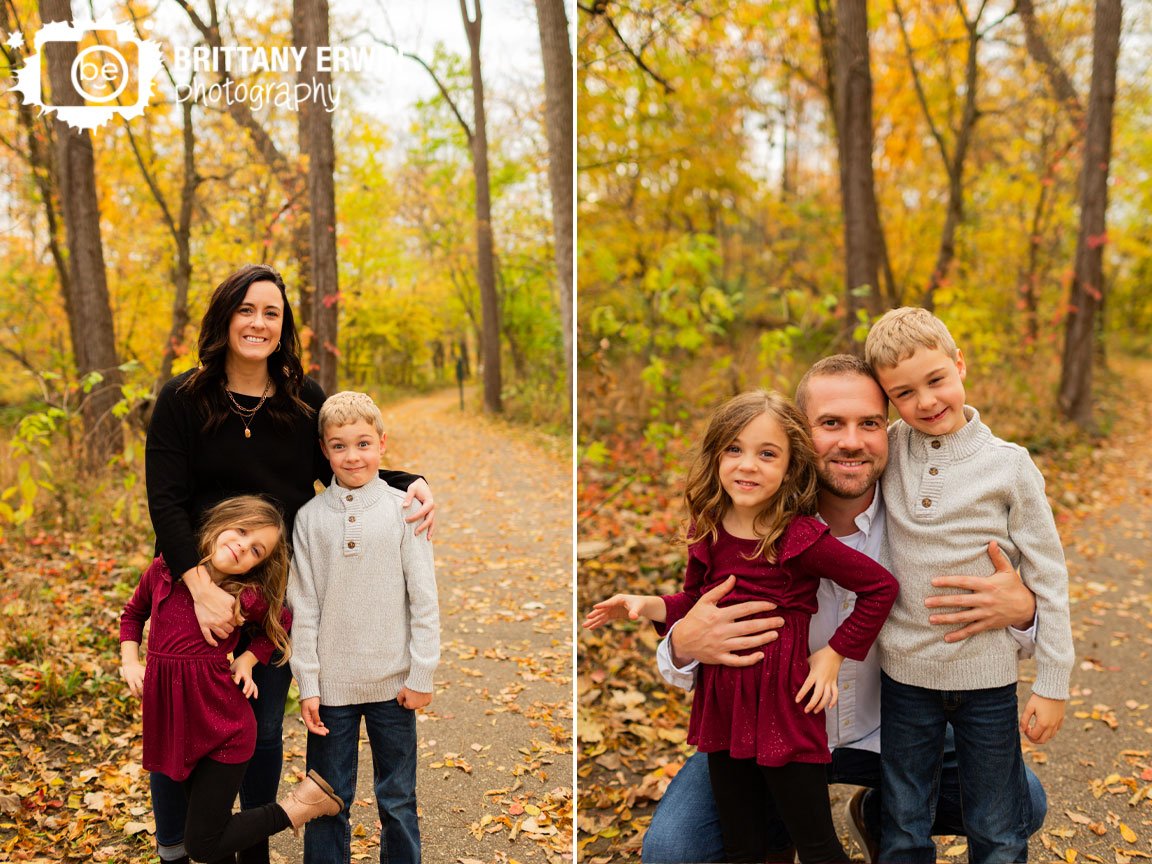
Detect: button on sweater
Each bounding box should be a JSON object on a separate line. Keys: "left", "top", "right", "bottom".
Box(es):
{"left": 878, "top": 407, "right": 1073, "bottom": 699}
{"left": 287, "top": 478, "right": 439, "bottom": 706}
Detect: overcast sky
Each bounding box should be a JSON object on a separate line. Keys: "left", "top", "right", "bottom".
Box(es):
{"left": 33, "top": 0, "right": 560, "bottom": 129}
{"left": 334, "top": 0, "right": 547, "bottom": 125}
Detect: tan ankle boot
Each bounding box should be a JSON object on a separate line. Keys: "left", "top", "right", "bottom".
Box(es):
{"left": 280, "top": 770, "right": 344, "bottom": 835}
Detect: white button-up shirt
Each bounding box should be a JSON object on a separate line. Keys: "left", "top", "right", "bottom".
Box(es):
{"left": 655, "top": 487, "right": 1037, "bottom": 754}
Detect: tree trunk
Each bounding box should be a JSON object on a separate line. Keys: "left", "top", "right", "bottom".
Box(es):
{"left": 40, "top": 0, "right": 124, "bottom": 466}
{"left": 174, "top": 1, "right": 312, "bottom": 350}
{"left": 461, "top": 0, "right": 503, "bottom": 413}
{"left": 923, "top": 26, "right": 979, "bottom": 312}
{"left": 836, "top": 0, "right": 883, "bottom": 345}
{"left": 296, "top": 0, "right": 340, "bottom": 393}
{"left": 156, "top": 96, "right": 197, "bottom": 395}
{"left": 892, "top": 1, "right": 983, "bottom": 312}
{"left": 534, "top": 0, "right": 573, "bottom": 411}
{"left": 1017, "top": 0, "right": 1085, "bottom": 123}
{"left": 1059, "top": 0, "right": 1122, "bottom": 429}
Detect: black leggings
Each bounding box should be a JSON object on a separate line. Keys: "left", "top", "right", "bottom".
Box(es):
{"left": 179, "top": 758, "right": 292, "bottom": 864}
{"left": 707, "top": 751, "right": 849, "bottom": 863}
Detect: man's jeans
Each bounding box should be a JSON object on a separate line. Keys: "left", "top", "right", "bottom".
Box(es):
{"left": 304, "top": 699, "right": 420, "bottom": 864}
{"left": 880, "top": 673, "right": 1032, "bottom": 864}
{"left": 641, "top": 738, "right": 1046, "bottom": 863}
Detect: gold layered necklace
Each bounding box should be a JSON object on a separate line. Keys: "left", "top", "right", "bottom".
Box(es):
{"left": 224, "top": 378, "right": 272, "bottom": 438}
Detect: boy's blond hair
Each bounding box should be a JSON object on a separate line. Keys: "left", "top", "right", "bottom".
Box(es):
{"left": 864, "top": 306, "right": 959, "bottom": 369}
{"left": 318, "top": 391, "right": 385, "bottom": 437}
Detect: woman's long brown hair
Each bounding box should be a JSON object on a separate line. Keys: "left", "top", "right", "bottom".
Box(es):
{"left": 197, "top": 495, "right": 291, "bottom": 663}
{"left": 682, "top": 390, "right": 818, "bottom": 562}
{"left": 179, "top": 264, "right": 313, "bottom": 432}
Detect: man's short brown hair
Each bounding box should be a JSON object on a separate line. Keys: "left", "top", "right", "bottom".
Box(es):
{"left": 794, "top": 354, "right": 882, "bottom": 415}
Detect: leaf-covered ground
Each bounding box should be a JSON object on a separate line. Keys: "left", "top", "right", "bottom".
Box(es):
{"left": 0, "top": 386, "right": 573, "bottom": 863}
{"left": 577, "top": 357, "right": 1152, "bottom": 863}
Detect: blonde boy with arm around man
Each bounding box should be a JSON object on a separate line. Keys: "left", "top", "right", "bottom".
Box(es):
{"left": 288, "top": 391, "right": 439, "bottom": 864}
{"left": 865, "top": 308, "right": 1073, "bottom": 864}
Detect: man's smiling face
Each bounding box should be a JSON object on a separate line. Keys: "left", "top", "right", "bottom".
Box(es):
{"left": 804, "top": 373, "right": 889, "bottom": 501}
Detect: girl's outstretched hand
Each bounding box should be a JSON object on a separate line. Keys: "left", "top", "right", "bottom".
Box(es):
{"left": 120, "top": 661, "right": 146, "bottom": 698}
{"left": 230, "top": 651, "right": 259, "bottom": 699}
{"left": 583, "top": 594, "right": 662, "bottom": 629}
{"left": 795, "top": 645, "right": 845, "bottom": 714}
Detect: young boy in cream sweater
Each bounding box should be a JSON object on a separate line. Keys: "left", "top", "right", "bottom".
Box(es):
{"left": 864, "top": 307, "right": 1073, "bottom": 864}
{"left": 288, "top": 391, "right": 439, "bottom": 864}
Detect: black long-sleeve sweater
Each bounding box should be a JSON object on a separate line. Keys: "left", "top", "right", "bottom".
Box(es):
{"left": 146, "top": 370, "right": 419, "bottom": 578}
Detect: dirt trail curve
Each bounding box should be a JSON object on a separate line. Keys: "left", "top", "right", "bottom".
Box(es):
{"left": 1011, "top": 360, "right": 1152, "bottom": 864}
{"left": 273, "top": 387, "right": 573, "bottom": 864}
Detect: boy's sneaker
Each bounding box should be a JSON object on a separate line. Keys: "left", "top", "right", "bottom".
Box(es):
{"left": 844, "top": 787, "right": 878, "bottom": 862}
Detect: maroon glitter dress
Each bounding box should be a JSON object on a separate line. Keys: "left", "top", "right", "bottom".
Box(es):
{"left": 119, "top": 557, "right": 291, "bottom": 781}
{"left": 662, "top": 516, "right": 897, "bottom": 767}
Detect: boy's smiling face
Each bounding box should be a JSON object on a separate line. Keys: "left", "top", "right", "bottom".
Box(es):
{"left": 874, "top": 346, "right": 968, "bottom": 436}
{"left": 321, "top": 420, "right": 386, "bottom": 489}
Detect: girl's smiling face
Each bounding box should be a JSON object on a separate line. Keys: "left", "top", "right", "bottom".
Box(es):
{"left": 718, "top": 411, "right": 790, "bottom": 521}
{"left": 210, "top": 524, "right": 281, "bottom": 578}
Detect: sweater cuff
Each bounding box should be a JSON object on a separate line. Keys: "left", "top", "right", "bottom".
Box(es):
{"left": 405, "top": 666, "right": 436, "bottom": 694}
{"left": 296, "top": 680, "right": 320, "bottom": 701}
{"left": 1032, "top": 667, "right": 1071, "bottom": 701}
{"left": 291, "top": 667, "right": 320, "bottom": 701}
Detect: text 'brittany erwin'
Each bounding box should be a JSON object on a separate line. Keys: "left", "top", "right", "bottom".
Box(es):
{"left": 170, "top": 45, "right": 389, "bottom": 75}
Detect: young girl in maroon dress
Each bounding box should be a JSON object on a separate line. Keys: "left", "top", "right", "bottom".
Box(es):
{"left": 120, "top": 496, "right": 342, "bottom": 864}
{"left": 585, "top": 390, "right": 898, "bottom": 863}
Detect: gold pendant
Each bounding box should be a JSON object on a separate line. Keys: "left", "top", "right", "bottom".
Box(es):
{"left": 244, "top": 428, "right": 251, "bottom": 439}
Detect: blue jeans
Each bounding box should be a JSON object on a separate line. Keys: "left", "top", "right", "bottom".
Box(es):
{"left": 880, "top": 673, "right": 1032, "bottom": 864}
{"left": 641, "top": 741, "right": 1047, "bottom": 863}
{"left": 151, "top": 658, "right": 293, "bottom": 864}
{"left": 304, "top": 699, "right": 420, "bottom": 864}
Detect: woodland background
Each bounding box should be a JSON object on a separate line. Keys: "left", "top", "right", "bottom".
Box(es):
{"left": 577, "top": 0, "right": 1152, "bottom": 860}
{"left": 0, "top": 0, "right": 573, "bottom": 858}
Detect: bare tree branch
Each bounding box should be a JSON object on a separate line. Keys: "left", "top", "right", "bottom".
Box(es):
{"left": 1015, "top": 0, "right": 1084, "bottom": 123}
{"left": 580, "top": 2, "right": 675, "bottom": 93}
{"left": 892, "top": 0, "right": 950, "bottom": 166}
{"left": 369, "top": 33, "right": 474, "bottom": 143}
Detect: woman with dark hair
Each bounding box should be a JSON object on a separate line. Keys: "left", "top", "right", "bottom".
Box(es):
{"left": 145, "top": 263, "right": 436, "bottom": 864}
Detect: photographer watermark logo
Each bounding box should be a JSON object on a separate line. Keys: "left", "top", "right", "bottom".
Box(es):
{"left": 9, "top": 17, "right": 163, "bottom": 132}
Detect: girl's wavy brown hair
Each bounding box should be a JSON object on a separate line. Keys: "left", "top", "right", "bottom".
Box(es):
{"left": 197, "top": 495, "right": 291, "bottom": 663}
{"left": 682, "top": 390, "right": 819, "bottom": 562}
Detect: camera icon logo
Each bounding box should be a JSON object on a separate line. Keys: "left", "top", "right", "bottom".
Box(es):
{"left": 10, "top": 17, "right": 163, "bottom": 132}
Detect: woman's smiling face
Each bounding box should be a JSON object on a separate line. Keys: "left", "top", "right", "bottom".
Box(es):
{"left": 227, "top": 280, "right": 284, "bottom": 366}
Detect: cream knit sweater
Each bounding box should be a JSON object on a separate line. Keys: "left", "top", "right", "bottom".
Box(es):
{"left": 878, "top": 407, "right": 1073, "bottom": 699}
{"left": 288, "top": 477, "right": 439, "bottom": 706}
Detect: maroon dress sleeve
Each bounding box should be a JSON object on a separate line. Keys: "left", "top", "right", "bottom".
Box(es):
{"left": 782, "top": 519, "right": 898, "bottom": 661}
{"left": 120, "top": 558, "right": 165, "bottom": 644}
{"left": 239, "top": 588, "right": 294, "bottom": 665}
{"left": 656, "top": 539, "right": 712, "bottom": 636}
